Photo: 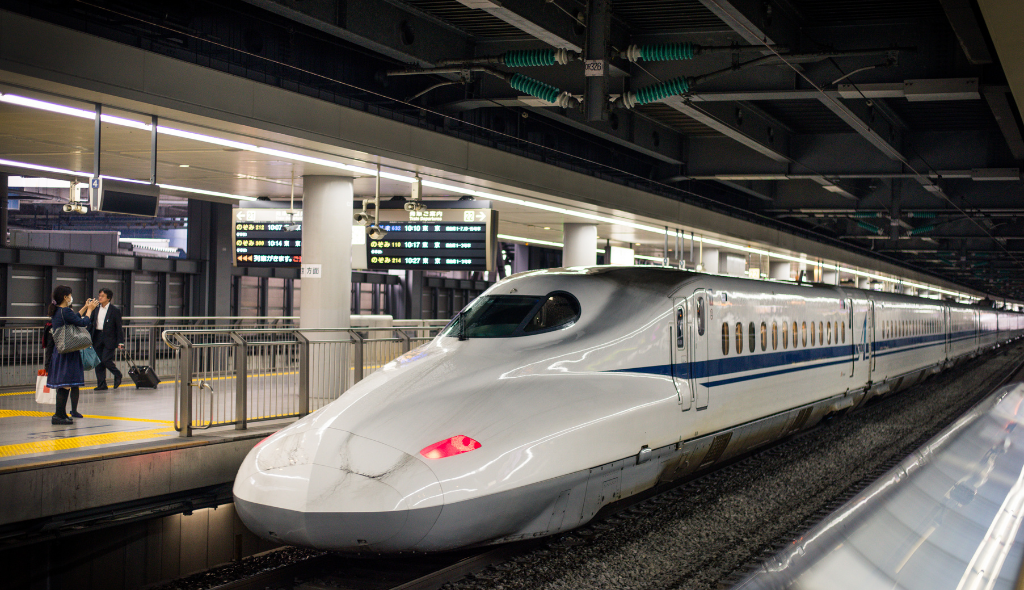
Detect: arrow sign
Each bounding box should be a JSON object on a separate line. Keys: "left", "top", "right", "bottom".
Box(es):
{"left": 237, "top": 212, "right": 245, "bottom": 220}
{"left": 475, "top": 212, "right": 485, "bottom": 221}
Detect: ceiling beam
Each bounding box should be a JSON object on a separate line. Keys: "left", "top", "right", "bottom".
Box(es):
{"left": 983, "top": 87, "right": 1024, "bottom": 160}
{"left": 695, "top": 0, "right": 792, "bottom": 47}
{"left": 817, "top": 91, "right": 905, "bottom": 162}
{"left": 662, "top": 96, "right": 792, "bottom": 163}
{"left": 938, "top": 0, "right": 994, "bottom": 64}
{"left": 977, "top": 0, "right": 1024, "bottom": 129}
{"left": 456, "top": 0, "right": 584, "bottom": 51}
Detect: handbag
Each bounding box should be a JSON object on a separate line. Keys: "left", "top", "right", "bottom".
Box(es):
{"left": 81, "top": 346, "right": 101, "bottom": 371}
{"left": 52, "top": 312, "right": 93, "bottom": 353}
{"left": 35, "top": 370, "right": 55, "bottom": 404}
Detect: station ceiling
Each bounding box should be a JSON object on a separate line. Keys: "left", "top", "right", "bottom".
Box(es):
{"left": 1, "top": 0, "right": 1023, "bottom": 299}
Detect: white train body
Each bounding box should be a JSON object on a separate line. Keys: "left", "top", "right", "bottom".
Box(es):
{"left": 233, "top": 267, "right": 1024, "bottom": 552}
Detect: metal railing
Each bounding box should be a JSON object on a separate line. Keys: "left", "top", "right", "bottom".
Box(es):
{"left": 0, "top": 316, "right": 299, "bottom": 389}
{"left": 162, "top": 324, "right": 447, "bottom": 436}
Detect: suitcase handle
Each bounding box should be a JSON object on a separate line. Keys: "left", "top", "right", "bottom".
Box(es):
{"left": 123, "top": 350, "right": 140, "bottom": 370}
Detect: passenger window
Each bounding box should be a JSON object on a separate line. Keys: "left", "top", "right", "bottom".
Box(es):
{"left": 841, "top": 321, "right": 846, "bottom": 343}
{"left": 810, "top": 321, "right": 815, "bottom": 345}
{"left": 772, "top": 321, "right": 778, "bottom": 350}
{"left": 801, "top": 322, "right": 807, "bottom": 347}
{"left": 819, "top": 321, "right": 824, "bottom": 345}
{"left": 748, "top": 322, "right": 756, "bottom": 353}
{"left": 524, "top": 293, "right": 582, "bottom": 333}
{"left": 760, "top": 322, "right": 767, "bottom": 351}
{"left": 827, "top": 321, "right": 832, "bottom": 345}
{"left": 676, "top": 308, "right": 685, "bottom": 348}
{"left": 736, "top": 322, "right": 743, "bottom": 355}
{"left": 792, "top": 322, "right": 798, "bottom": 348}
{"left": 697, "top": 297, "right": 705, "bottom": 336}
{"left": 782, "top": 323, "right": 788, "bottom": 349}
{"left": 722, "top": 323, "right": 729, "bottom": 356}
{"left": 834, "top": 321, "right": 839, "bottom": 343}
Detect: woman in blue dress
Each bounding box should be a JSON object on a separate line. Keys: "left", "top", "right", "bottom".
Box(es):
{"left": 47, "top": 285, "right": 98, "bottom": 425}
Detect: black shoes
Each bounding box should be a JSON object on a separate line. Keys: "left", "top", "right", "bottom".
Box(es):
{"left": 51, "top": 416, "right": 73, "bottom": 425}
{"left": 70, "top": 411, "right": 84, "bottom": 418}
{"left": 113, "top": 375, "right": 122, "bottom": 389}
{"left": 95, "top": 384, "right": 108, "bottom": 391}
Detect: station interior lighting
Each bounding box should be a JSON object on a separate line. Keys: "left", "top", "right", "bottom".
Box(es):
{"left": 0, "top": 91, "right": 982, "bottom": 303}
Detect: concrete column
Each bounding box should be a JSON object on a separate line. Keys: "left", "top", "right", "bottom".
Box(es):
{"left": 562, "top": 224, "right": 597, "bottom": 267}
{"left": 700, "top": 247, "right": 719, "bottom": 273}
{"left": 301, "top": 176, "right": 353, "bottom": 330}
{"left": 187, "top": 200, "right": 233, "bottom": 317}
{"left": 769, "top": 261, "right": 790, "bottom": 280}
{"left": 821, "top": 270, "right": 837, "bottom": 285}
{"left": 719, "top": 253, "right": 746, "bottom": 277}
{"left": 858, "top": 277, "right": 870, "bottom": 289}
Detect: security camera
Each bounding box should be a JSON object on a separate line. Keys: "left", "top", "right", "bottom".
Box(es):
{"left": 63, "top": 203, "right": 73, "bottom": 213}
{"left": 404, "top": 200, "right": 427, "bottom": 212}
{"left": 353, "top": 212, "right": 370, "bottom": 226}
{"left": 368, "top": 225, "right": 388, "bottom": 240}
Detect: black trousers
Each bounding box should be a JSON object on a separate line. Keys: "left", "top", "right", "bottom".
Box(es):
{"left": 93, "top": 340, "right": 122, "bottom": 386}
{"left": 55, "top": 387, "right": 79, "bottom": 418}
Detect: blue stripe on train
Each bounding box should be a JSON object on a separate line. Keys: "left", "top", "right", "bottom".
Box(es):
{"left": 612, "top": 329, "right": 985, "bottom": 387}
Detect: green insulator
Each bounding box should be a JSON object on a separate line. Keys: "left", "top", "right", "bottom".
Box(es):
{"left": 633, "top": 76, "right": 691, "bottom": 105}
{"left": 909, "top": 224, "right": 935, "bottom": 236}
{"left": 509, "top": 73, "right": 561, "bottom": 103}
{"left": 856, "top": 221, "right": 881, "bottom": 234}
{"left": 504, "top": 49, "right": 557, "bottom": 68}
{"left": 640, "top": 42, "right": 696, "bottom": 61}
{"left": 852, "top": 212, "right": 880, "bottom": 218}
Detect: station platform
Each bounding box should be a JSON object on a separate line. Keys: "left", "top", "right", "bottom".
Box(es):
{"left": 0, "top": 379, "right": 296, "bottom": 534}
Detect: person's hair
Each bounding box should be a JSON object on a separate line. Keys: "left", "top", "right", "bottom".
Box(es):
{"left": 99, "top": 288, "right": 114, "bottom": 301}
{"left": 48, "top": 285, "right": 72, "bottom": 317}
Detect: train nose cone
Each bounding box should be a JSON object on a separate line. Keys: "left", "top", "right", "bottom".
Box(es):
{"left": 234, "top": 427, "right": 443, "bottom": 551}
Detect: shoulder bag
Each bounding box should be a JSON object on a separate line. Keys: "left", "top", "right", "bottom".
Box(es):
{"left": 52, "top": 310, "right": 93, "bottom": 353}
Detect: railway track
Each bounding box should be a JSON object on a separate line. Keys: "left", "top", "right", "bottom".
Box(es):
{"left": 164, "top": 341, "right": 1024, "bottom": 590}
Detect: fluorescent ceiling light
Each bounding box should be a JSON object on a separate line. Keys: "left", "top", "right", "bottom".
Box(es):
{"left": 7, "top": 176, "right": 72, "bottom": 188}
{"left": 159, "top": 184, "right": 257, "bottom": 201}
{"left": 496, "top": 233, "right": 605, "bottom": 253}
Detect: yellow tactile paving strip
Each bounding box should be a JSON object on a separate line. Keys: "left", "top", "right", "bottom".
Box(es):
{"left": 0, "top": 427, "right": 177, "bottom": 458}
{"left": 0, "top": 409, "right": 173, "bottom": 424}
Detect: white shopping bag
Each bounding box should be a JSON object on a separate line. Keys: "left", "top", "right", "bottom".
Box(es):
{"left": 36, "top": 370, "right": 55, "bottom": 405}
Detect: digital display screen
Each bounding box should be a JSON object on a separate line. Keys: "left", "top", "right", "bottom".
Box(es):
{"left": 365, "top": 206, "right": 496, "bottom": 271}
{"left": 234, "top": 208, "right": 302, "bottom": 267}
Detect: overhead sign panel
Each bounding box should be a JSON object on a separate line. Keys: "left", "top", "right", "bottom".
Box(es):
{"left": 233, "top": 208, "right": 302, "bottom": 267}
{"left": 365, "top": 201, "right": 496, "bottom": 271}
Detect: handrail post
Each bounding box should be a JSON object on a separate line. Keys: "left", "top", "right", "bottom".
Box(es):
{"left": 397, "top": 329, "right": 411, "bottom": 354}
{"left": 351, "top": 331, "right": 364, "bottom": 384}
{"left": 229, "top": 332, "right": 247, "bottom": 430}
{"left": 175, "top": 335, "right": 193, "bottom": 437}
{"left": 296, "top": 331, "right": 310, "bottom": 417}
{"left": 147, "top": 326, "right": 158, "bottom": 367}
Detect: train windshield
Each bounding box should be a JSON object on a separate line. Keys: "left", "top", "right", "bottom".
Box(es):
{"left": 442, "top": 293, "right": 581, "bottom": 338}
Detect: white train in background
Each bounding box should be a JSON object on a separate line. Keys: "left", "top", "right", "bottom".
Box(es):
{"left": 233, "top": 267, "right": 1024, "bottom": 553}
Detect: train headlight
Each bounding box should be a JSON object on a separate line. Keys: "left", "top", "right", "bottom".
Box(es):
{"left": 420, "top": 435, "right": 482, "bottom": 459}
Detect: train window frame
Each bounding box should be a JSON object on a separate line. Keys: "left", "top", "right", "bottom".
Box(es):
{"left": 736, "top": 322, "right": 743, "bottom": 355}
{"left": 697, "top": 297, "right": 705, "bottom": 336}
{"left": 834, "top": 321, "right": 839, "bottom": 343}
{"left": 772, "top": 321, "right": 778, "bottom": 350}
{"left": 810, "top": 321, "right": 815, "bottom": 345}
{"left": 676, "top": 307, "right": 685, "bottom": 349}
{"left": 802, "top": 321, "right": 808, "bottom": 347}
{"left": 522, "top": 291, "right": 584, "bottom": 335}
{"left": 819, "top": 321, "right": 824, "bottom": 345}
{"left": 827, "top": 321, "right": 833, "bottom": 344}
{"left": 761, "top": 322, "right": 767, "bottom": 351}
{"left": 749, "top": 322, "right": 756, "bottom": 353}
{"left": 841, "top": 321, "right": 846, "bottom": 343}
{"left": 792, "top": 321, "right": 798, "bottom": 349}
{"left": 782, "top": 322, "right": 788, "bottom": 349}
{"left": 722, "top": 322, "right": 730, "bottom": 356}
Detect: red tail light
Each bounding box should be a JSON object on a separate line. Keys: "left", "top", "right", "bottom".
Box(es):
{"left": 420, "top": 435, "right": 482, "bottom": 459}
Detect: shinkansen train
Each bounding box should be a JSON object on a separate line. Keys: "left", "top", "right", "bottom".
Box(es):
{"left": 233, "top": 267, "right": 1024, "bottom": 553}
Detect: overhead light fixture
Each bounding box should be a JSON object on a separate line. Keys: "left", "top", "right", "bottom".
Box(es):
{"left": 179, "top": 164, "right": 189, "bottom": 168}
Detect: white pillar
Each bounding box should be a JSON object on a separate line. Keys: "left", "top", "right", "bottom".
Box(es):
{"left": 719, "top": 252, "right": 745, "bottom": 277}
{"left": 301, "top": 176, "right": 353, "bottom": 330}
{"left": 563, "top": 224, "right": 597, "bottom": 267}
{"left": 822, "top": 270, "right": 837, "bottom": 284}
{"left": 700, "top": 247, "right": 719, "bottom": 273}
{"left": 858, "top": 277, "right": 870, "bottom": 289}
{"left": 769, "top": 261, "right": 790, "bottom": 280}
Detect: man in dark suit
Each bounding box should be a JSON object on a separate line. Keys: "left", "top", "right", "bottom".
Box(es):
{"left": 90, "top": 288, "right": 124, "bottom": 390}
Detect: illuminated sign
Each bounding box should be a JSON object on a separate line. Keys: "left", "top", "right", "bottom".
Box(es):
{"left": 233, "top": 208, "right": 302, "bottom": 267}
{"left": 366, "top": 202, "right": 496, "bottom": 271}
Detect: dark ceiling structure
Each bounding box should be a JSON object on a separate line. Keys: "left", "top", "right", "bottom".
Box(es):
{"left": 6, "top": 0, "right": 1024, "bottom": 298}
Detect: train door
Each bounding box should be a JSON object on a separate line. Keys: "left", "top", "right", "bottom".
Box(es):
{"left": 867, "top": 300, "right": 876, "bottom": 375}
{"left": 691, "top": 290, "right": 710, "bottom": 410}
{"left": 846, "top": 298, "right": 855, "bottom": 378}
{"left": 670, "top": 300, "right": 692, "bottom": 411}
{"left": 943, "top": 307, "right": 951, "bottom": 358}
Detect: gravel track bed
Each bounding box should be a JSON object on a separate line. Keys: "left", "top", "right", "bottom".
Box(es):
{"left": 447, "top": 344, "right": 1024, "bottom": 590}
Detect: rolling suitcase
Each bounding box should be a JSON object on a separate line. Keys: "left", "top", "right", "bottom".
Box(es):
{"left": 126, "top": 353, "right": 161, "bottom": 389}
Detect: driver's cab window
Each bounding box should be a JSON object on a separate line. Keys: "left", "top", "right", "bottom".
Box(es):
{"left": 676, "top": 307, "right": 685, "bottom": 349}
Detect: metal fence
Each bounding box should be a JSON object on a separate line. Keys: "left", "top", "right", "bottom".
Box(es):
{"left": 0, "top": 316, "right": 298, "bottom": 389}
{"left": 162, "top": 323, "right": 447, "bottom": 436}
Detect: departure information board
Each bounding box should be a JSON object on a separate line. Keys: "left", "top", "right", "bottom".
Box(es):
{"left": 233, "top": 208, "right": 302, "bottom": 267}
{"left": 366, "top": 203, "right": 496, "bottom": 271}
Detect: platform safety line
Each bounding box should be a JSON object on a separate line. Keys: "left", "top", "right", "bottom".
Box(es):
{"left": 0, "top": 409, "right": 173, "bottom": 424}
{"left": 0, "top": 427, "right": 177, "bottom": 458}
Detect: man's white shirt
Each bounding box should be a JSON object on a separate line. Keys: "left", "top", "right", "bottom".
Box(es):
{"left": 97, "top": 303, "right": 108, "bottom": 331}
